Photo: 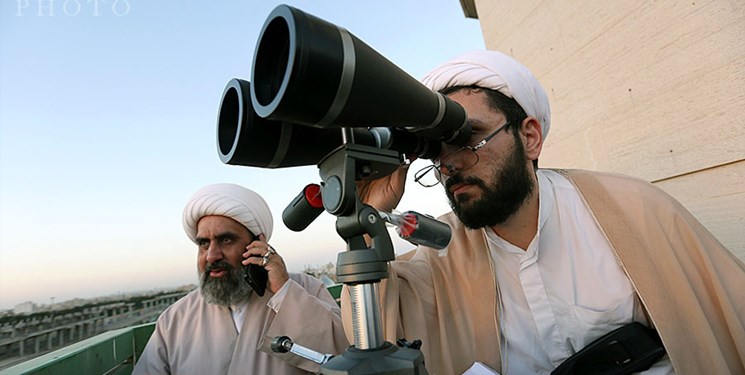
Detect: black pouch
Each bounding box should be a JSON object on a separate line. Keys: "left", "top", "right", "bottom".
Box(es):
{"left": 551, "top": 322, "right": 666, "bottom": 375}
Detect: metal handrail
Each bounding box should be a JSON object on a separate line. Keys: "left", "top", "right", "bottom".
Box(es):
{"left": 0, "top": 323, "right": 155, "bottom": 375}
{"left": 0, "top": 284, "right": 342, "bottom": 375}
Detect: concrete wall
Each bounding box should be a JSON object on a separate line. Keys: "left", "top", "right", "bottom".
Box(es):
{"left": 468, "top": 0, "right": 744, "bottom": 259}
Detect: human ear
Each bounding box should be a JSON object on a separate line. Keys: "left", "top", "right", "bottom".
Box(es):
{"left": 519, "top": 117, "right": 543, "bottom": 161}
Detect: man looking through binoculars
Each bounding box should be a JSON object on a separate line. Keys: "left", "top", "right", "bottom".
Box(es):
{"left": 345, "top": 50, "right": 745, "bottom": 375}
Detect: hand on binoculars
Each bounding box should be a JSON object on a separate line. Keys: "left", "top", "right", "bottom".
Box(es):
{"left": 356, "top": 163, "right": 410, "bottom": 213}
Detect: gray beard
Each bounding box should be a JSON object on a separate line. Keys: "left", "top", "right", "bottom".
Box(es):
{"left": 199, "top": 261, "right": 251, "bottom": 306}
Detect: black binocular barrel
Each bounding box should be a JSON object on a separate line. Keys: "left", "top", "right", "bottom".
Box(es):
{"left": 250, "top": 4, "right": 470, "bottom": 145}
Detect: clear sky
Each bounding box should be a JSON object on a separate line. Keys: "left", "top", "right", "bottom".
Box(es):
{"left": 0, "top": 1, "right": 484, "bottom": 309}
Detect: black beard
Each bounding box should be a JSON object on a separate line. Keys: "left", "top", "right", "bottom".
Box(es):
{"left": 444, "top": 136, "right": 534, "bottom": 229}
{"left": 199, "top": 260, "right": 251, "bottom": 306}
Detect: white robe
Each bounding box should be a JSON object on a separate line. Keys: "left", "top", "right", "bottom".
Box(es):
{"left": 133, "top": 273, "right": 349, "bottom": 374}
{"left": 342, "top": 169, "right": 745, "bottom": 374}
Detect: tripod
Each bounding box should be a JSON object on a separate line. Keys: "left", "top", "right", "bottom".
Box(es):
{"left": 281, "top": 130, "right": 428, "bottom": 374}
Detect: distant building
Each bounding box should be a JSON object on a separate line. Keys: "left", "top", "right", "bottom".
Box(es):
{"left": 13, "top": 301, "right": 37, "bottom": 314}
{"left": 303, "top": 262, "right": 337, "bottom": 284}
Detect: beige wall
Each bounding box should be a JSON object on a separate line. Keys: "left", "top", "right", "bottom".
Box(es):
{"left": 468, "top": 0, "right": 745, "bottom": 259}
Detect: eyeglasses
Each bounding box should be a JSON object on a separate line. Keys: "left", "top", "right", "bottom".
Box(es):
{"left": 413, "top": 122, "right": 510, "bottom": 187}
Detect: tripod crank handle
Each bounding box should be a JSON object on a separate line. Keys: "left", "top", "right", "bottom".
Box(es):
{"left": 271, "top": 336, "right": 334, "bottom": 365}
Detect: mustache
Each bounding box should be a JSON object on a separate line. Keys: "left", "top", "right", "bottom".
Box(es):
{"left": 205, "top": 260, "right": 233, "bottom": 272}
{"left": 445, "top": 173, "right": 487, "bottom": 191}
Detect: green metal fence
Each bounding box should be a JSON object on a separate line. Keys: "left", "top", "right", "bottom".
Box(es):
{"left": 0, "top": 284, "right": 343, "bottom": 375}
{"left": 0, "top": 323, "right": 155, "bottom": 375}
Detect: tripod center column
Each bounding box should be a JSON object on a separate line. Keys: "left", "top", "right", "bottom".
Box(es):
{"left": 349, "top": 283, "right": 384, "bottom": 349}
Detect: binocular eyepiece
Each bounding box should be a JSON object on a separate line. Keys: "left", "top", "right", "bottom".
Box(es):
{"left": 217, "top": 4, "right": 471, "bottom": 169}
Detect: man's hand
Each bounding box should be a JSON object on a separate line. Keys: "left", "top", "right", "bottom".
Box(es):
{"left": 242, "top": 234, "right": 290, "bottom": 294}
{"left": 356, "top": 163, "right": 411, "bottom": 213}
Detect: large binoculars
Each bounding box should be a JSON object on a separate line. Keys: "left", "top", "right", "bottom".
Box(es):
{"left": 217, "top": 4, "right": 470, "bottom": 169}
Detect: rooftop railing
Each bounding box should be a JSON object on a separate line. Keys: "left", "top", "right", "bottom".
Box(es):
{"left": 0, "top": 284, "right": 342, "bottom": 375}
{"left": 0, "top": 323, "right": 154, "bottom": 375}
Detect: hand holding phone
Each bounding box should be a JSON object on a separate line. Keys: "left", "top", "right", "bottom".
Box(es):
{"left": 243, "top": 234, "right": 289, "bottom": 296}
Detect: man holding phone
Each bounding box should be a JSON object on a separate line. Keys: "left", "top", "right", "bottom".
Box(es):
{"left": 134, "top": 183, "right": 349, "bottom": 375}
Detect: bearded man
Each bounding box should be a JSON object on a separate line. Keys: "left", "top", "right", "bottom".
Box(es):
{"left": 134, "top": 183, "right": 349, "bottom": 375}
{"left": 346, "top": 50, "right": 745, "bottom": 375}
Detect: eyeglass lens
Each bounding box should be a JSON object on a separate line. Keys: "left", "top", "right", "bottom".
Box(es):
{"left": 415, "top": 148, "right": 479, "bottom": 187}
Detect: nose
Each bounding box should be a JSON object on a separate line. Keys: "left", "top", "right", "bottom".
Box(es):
{"left": 205, "top": 242, "right": 223, "bottom": 263}
{"left": 437, "top": 151, "right": 468, "bottom": 176}
{"left": 437, "top": 162, "right": 456, "bottom": 177}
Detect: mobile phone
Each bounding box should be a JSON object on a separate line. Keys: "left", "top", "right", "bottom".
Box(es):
{"left": 244, "top": 261, "right": 268, "bottom": 297}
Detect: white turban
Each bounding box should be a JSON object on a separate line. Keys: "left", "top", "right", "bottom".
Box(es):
{"left": 421, "top": 50, "right": 551, "bottom": 141}
{"left": 182, "top": 183, "right": 274, "bottom": 243}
